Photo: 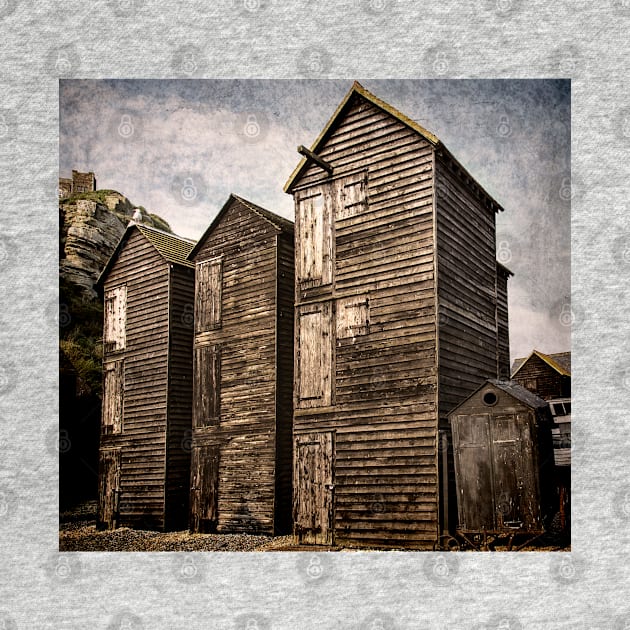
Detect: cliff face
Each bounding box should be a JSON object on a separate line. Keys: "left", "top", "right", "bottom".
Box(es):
{"left": 59, "top": 190, "right": 172, "bottom": 297}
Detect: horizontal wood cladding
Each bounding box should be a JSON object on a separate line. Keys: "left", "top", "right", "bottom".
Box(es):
{"left": 292, "top": 94, "right": 440, "bottom": 548}
{"left": 100, "top": 229, "right": 195, "bottom": 532}
{"left": 435, "top": 154, "right": 499, "bottom": 422}
{"left": 496, "top": 268, "right": 511, "bottom": 379}
{"left": 190, "top": 198, "right": 293, "bottom": 535}
{"left": 513, "top": 355, "right": 570, "bottom": 399}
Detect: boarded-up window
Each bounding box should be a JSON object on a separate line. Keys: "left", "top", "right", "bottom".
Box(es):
{"left": 102, "top": 360, "right": 124, "bottom": 434}
{"left": 195, "top": 259, "right": 222, "bottom": 332}
{"left": 297, "top": 303, "right": 332, "bottom": 408}
{"left": 336, "top": 172, "right": 367, "bottom": 220}
{"left": 336, "top": 295, "right": 369, "bottom": 338}
{"left": 194, "top": 344, "right": 221, "bottom": 427}
{"left": 104, "top": 285, "right": 126, "bottom": 353}
{"left": 297, "top": 188, "right": 332, "bottom": 287}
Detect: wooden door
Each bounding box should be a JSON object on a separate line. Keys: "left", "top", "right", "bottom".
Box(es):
{"left": 293, "top": 432, "right": 335, "bottom": 545}
{"left": 97, "top": 448, "right": 121, "bottom": 530}
{"left": 189, "top": 444, "right": 219, "bottom": 533}
{"left": 452, "top": 414, "right": 494, "bottom": 532}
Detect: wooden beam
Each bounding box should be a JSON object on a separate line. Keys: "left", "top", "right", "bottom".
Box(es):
{"left": 297, "top": 145, "right": 333, "bottom": 175}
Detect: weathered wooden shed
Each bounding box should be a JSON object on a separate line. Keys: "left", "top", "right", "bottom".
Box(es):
{"left": 285, "top": 81, "right": 511, "bottom": 548}
{"left": 95, "top": 222, "right": 195, "bottom": 531}
{"left": 512, "top": 350, "right": 571, "bottom": 400}
{"left": 449, "top": 379, "right": 556, "bottom": 548}
{"left": 187, "top": 194, "right": 294, "bottom": 535}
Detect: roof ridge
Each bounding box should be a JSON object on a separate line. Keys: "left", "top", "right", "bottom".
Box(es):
{"left": 135, "top": 222, "right": 196, "bottom": 243}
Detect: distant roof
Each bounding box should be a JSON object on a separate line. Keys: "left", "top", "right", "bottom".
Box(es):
{"left": 284, "top": 81, "right": 504, "bottom": 213}
{"left": 97, "top": 222, "right": 196, "bottom": 288}
{"left": 187, "top": 193, "right": 293, "bottom": 260}
{"left": 512, "top": 350, "right": 572, "bottom": 378}
{"left": 448, "top": 378, "right": 549, "bottom": 416}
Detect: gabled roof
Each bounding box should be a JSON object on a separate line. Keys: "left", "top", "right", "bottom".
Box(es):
{"left": 283, "top": 81, "right": 504, "bottom": 213}
{"left": 512, "top": 350, "right": 572, "bottom": 378}
{"left": 448, "top": 378, "right": 548, "bottom": 417}
{"left": 496, "top": 261, "right": 514, "bottom": 277}
{"left": 187, "top": 193, "right": 293, "bottom": 261}
{"left": 96, "top": 223, "right": 196, "bottom": 289}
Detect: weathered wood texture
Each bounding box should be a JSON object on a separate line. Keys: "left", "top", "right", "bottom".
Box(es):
{"left": 190, "top": 196, "right": 294, "bottom": 535}
{"left": 292, "top": 94, "right": 441, "bottom": 549}
{"left": 496, "top": 265, "right": 511, "bottom": 379}
{"left": 96, "top": 448, "right": 120, "bottom": 530}
{"left": 98, "top": 227, "right": 194, "bottom": 531}
{"left": 449, "top": 382, "right": 556, "bottom": 535}
{"left": 513, "top": 354, "right": 570, "bottom": 400}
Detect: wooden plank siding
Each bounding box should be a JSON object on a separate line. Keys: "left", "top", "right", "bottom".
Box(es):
{"left": 291, "top": 94, "right": 441, "bottom": 549}
{"left": 496, "top": 264, "right": 511, "bottom": 379}
{"left": 98, "top": 226, "right": 195, "bottom": 531}
{"left": 189, "top": 196, "right": 294, "bottom": 535}
{"left": 512, "top": 354, "right": 570, "bottom": 400}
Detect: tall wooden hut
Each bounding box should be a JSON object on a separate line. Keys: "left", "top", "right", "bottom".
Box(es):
{"left": 187, "top": 194, "right": 294, "bottom": 535}
{"left": 95, "top": 222, "right": 195, "bottom": 531}
{"left": 285, "top": 81, "right": 511, "bottom": 548}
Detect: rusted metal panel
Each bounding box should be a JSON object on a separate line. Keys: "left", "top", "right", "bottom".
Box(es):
{"left": 96, "top": 448, "right": 121, "bottom": 530}
{"left": 293, "top": 431, "right": 335, "bottom": 545}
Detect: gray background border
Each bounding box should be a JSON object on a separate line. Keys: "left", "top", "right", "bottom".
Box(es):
{"left": 0, "top": 1, "right": 626, "bottom": 628}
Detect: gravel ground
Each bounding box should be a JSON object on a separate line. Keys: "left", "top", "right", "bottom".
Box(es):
{"left": 59, "top": 501, "right": 568, "bottom": 552}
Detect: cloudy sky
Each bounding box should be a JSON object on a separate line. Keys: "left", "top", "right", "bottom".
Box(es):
{"left": 60, "top": 79, "right": 570, "bottom": 361}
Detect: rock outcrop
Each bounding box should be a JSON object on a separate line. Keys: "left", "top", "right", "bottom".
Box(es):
{"left": 59, "top": 190, "right": 172, "bottom": 298}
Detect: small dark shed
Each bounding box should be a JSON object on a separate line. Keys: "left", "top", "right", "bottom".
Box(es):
{"left": 449, "top": 379, "right": 556, "bottom": 547}
{"left": 95, "top": 222, "right": 196, "bottom": 531}
{"left": 187, "top": 194, "right": 294, "bottom": 535}
{"left": 512, "top": 350, "right": 571, "bottom": 400}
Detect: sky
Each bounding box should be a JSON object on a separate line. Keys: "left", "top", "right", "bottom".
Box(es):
{"left": 59, "top": 79, "right": 571, "bottom": 362}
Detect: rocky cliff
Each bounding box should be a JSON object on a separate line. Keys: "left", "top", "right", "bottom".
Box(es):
{"left": 59, "top": 190, "right": 172, "bottom": 297}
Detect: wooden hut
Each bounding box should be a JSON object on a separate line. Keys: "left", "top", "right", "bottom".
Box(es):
{"left": 448, "top": 379, "right": 556, "bottom": 549}
{"left": 187, "top": 194, "right": 294, "bottom": 535}
{"left": 95, "top": 222, "right": 195, "bottom": 531}
{"left": 285, "top": 81, "right": 511, "bottom": 548}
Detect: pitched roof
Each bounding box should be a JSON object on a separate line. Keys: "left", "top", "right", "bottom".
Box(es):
{"left": 511, "top": 350, "right": 572, "bottom": 378}
{"left": 448, "top": 378, "right": 549, "bottom": 416}
{"left": 283, "top": 81, "right": 504, "bottom": 213}
{"left": 187, "top": 193, "right": 293, "bottom": 260}
{"left": 96, "top": 222, "right": 195, "bottom": 288}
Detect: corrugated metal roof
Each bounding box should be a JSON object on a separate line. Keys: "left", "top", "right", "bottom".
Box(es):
{"left": 136, "top": 224, "right": 195, "bottom": 268}
{"left": 511, "top": 350, "right": 572, "bottom": 378}
{"left": 283, "top": 81, "right": 504, "bottom": 213}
